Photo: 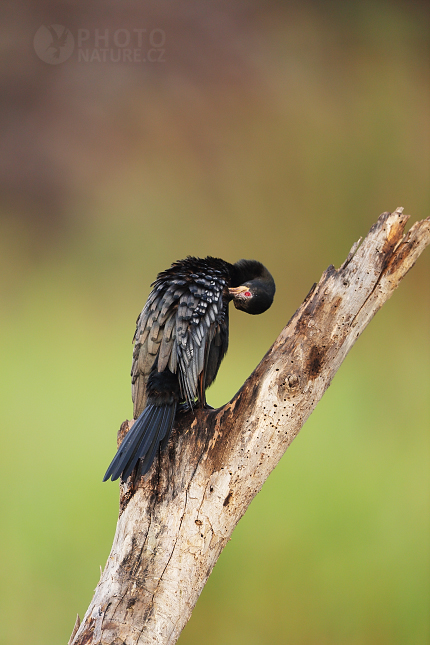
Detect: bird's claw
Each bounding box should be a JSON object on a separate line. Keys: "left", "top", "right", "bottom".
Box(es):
{"left": 177, "top": 402, "right": 214, "bottom": 414}
{"left": 177, "top": 402, "right": 193, "bottom": 414}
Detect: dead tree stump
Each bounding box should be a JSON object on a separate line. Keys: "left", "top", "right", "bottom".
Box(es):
{"left": 70, "top": 208, "right": 430, "bottom": 645}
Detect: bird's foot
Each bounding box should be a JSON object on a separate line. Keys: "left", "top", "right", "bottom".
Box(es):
{"left": 177, "top": 402, "right": 214, "bottom": 414}
{"left": 177, "top": 402, "right": 193, "bottom": 414}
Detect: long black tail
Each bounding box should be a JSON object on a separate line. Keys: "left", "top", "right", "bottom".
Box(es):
{"left": 103, "top": 403, "right": 176, "bottom": 482}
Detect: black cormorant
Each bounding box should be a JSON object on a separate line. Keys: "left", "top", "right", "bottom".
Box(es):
{"left": 103, "top": 257, "right": 275, "bottom": 482}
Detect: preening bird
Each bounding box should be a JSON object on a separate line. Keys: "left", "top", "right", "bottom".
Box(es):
{"left": 103, "top": 257, "right": 275, "bottom": 482}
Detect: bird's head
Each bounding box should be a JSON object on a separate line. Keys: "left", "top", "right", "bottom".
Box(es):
{"left": 229, "top": 260, "right": 275, "bottom": 315}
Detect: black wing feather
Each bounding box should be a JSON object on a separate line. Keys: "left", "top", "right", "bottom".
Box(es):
{"left": 131, "top": 258, "right": 229, "bottom": 413}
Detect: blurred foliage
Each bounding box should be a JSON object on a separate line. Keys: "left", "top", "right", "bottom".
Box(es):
{"left": 0, "top": 1, "right": 429, "bottom": 644}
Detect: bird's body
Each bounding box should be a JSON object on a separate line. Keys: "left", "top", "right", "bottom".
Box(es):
{"left": 103, "top": 256, "right": 275, "bottom": 482}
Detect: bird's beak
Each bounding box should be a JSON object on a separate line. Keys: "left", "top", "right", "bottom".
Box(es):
{"left": 228, "top": 285, "right": 249, "bottom": 297}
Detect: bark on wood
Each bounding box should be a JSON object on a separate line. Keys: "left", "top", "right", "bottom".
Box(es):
{"left": 70, "top": 208, "right": 430, "bottom": 645}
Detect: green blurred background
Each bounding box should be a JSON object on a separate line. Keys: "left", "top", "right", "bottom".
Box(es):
{"left": 0, "top": 1, "right": 429, "bottom": 643}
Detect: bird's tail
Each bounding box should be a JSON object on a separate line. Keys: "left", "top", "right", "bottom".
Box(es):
{"left": 103, "top": 403, "right": 176, "bottom": 482}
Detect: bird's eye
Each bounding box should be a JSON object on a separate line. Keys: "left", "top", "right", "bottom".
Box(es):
{"left": 244, "top": 291, "right": 252, "bottom": 297}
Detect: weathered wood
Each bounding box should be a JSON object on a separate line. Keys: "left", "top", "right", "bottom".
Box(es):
{"left": 70, "top": 208, "right": 430, "bottom": 645}
{"left": 68, "top": 615, "right": 81, "bottom": 645}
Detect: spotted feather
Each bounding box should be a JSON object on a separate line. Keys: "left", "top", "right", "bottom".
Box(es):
{"left": 131, "top": 257, "right": 231, "bottom": 416}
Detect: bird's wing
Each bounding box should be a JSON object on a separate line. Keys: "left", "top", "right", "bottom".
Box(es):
{"left": 131, "top": 280, "right": 177, "bottom": 417}
{"left": 204, "top": 306, "right": 229, "bottom": 390}
{"left": 131, "top": 268, "right": 227, "bottom": 416}
{"left": 175, "top": 274, "right": 226, "bottom": 406}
